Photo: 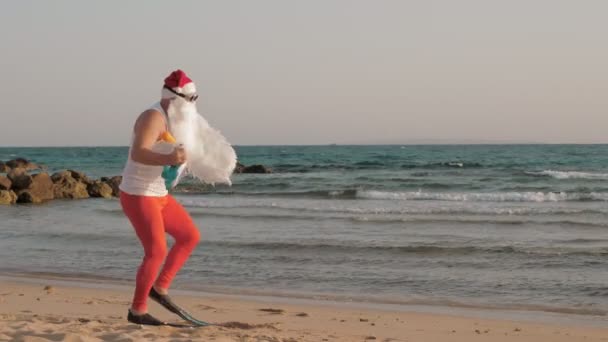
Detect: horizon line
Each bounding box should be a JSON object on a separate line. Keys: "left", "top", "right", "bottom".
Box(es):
{"left": 2, "top": 142, "right": 608, "bottom": 148}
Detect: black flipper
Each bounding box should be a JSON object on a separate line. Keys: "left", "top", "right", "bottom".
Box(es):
{"left": 127, "top": 311, "right": 165, "bottom": 326}
{"left": 149, "top": 287, "right": 213, "bottom": 327}
{"left": 164, "top": 322, "right": 198, "bottom": 328}
{"left": 127, "top": 310, "right": 199, "bottom": 328}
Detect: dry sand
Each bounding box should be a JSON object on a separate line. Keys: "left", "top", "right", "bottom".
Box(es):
{"left": 1, "top": 277, "right": 607, "bottom": 342}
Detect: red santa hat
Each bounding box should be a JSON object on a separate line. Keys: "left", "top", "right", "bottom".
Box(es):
{"left": 162, "top": 69, "right": 197, "bottom": 99}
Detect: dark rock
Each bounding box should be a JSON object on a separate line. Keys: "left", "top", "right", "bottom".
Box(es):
{"left": 101, "top": 176, "right": 122, "bottom": 197}
{"left": 0, "top": 190, "right": 17, "bottom": 205}
{"left": 0, "top": 161, "right": 9, "bottom": 173}
{"left": 52, "top": 171, "right": 89, "bottom": 199}
{"left": 8, "top": 168, "right": 33, "bottom": 191}
{"left": 87, "top": 180, "right": 113, "bottom": 198}
{"left": 6, "top": 158, "right": 29, "bottom": 169}
{"left": 5, "top": 158, "right": 43, "bottom": 171}
{"left": 0, "top": 176, "right": 11, "bottom": 190}
{"left": 233, "top": 162, "right": 273, "bottom": 174}
{"left": 16, "top": 191, "right": 39, "bottom": 204}
{"left": 51, "top": 170, "right": 70, "bottom": 183}
{"left": 67, "top": 170, "right": 92, "bottom": 185}
{"left": 242, "top": 164, "right": 272, "bottom": 174}
{"left": 233, "top": 162, "right": 246, "bottom": 174}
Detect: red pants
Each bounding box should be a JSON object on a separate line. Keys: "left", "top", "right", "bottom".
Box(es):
{"left": 120, "top": 192, "right": 200, "bottom": 312}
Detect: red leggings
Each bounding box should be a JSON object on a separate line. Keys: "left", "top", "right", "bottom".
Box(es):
{"left": 120, "top": 191, "right": 200, "bottom": 312}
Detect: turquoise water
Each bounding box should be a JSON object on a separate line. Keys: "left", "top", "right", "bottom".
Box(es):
{"left": 4, "top": 144, "right": 608, "bottom": 195}
{"left": 1, "top": 145, "right": 608, "bottom": 316}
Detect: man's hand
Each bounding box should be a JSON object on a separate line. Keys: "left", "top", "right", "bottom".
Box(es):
{"left": 168, "top": 145, "right": 187, "bottom": 165}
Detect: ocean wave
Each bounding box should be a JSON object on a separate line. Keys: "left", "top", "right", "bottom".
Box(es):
{"left": 176, "top": 189, "right": 361, "bottom": 199}
{"left": 348, "top": 217, "right": 608, "bottom": 228}
{"left": 205, "top": 240, "right": 608, "bottom": 257}
{"left": 525, "top": 170, "right": 608, "bottom": 180}
{"left": 93, "top": 207, "right": 608, "bottom": 228}
{"left": 268, "top": 160, "right": 484, "bottom": 172}
{"left": 433, "top": 161, "right": 483, "bottom": 168}
{"left": 357, "top": 190, "right": 608, "bottom": 202}
{"left": 400, "top": 161, "right": 483, "bottom": 169}
{"left": 1, "top": 230, "right": 133, "bottom": 244}
{"left": 180, "top": 199, "right": 608, "bottom": 216}
{"left": 176, "top": 189, "right": 608, "bottom": 202}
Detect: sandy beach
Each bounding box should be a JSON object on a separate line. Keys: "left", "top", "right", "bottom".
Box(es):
{"left": 0, "top": 276, "right": 606, "bottom": 342}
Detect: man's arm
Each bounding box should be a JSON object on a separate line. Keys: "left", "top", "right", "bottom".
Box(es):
{"left": 130, "top": 110, "right": 181, "bottom": 166}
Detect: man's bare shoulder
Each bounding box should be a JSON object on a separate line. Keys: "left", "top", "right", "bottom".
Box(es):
{"left": 139, "top": 109, "right": 165, "bottom": 121}
{"left": 134, "top": 109, "right": 165, "bottom": 131}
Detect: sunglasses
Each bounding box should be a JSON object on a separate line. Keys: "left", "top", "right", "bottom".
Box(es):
{"left": 164, "top": 86, "right": 199, "bottom": 102}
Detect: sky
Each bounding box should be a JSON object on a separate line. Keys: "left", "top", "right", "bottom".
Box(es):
{"left": 0, "top": 0, "right": 606, "bottom": 146}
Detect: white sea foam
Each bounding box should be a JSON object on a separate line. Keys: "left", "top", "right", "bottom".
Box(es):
{"left": 526, "top": 170, "right": 608, "bottom": 180}
{"left": 179, "top": 197, "right": 608, "bottom": 216}
{"left": 356, "top": 190, "right": 608, "bottom": 202}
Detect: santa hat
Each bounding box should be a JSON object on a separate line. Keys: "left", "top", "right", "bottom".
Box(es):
{"left": 162, "top": 69, "right": 197, "bottom": 99}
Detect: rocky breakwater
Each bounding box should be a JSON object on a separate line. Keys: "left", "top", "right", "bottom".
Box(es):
{"left": 0, "top": 158, "right": 272, "bottom": 205}
{"left": 0, "top": 158, "right": 121, "bottom": 205}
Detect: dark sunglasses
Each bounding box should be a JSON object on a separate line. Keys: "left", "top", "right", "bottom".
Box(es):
{"left": 164, "top": 85, "right": 199, "bottom": 102}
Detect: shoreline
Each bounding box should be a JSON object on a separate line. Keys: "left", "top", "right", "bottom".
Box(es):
{"left": 1, "top": 276, "right": 608, "bottom": 341}
{"left": 1, "top": 273, "right": 607, "bottom": 328}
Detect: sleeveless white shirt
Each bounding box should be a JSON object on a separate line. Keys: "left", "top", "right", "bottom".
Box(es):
{"left": 119, "top": 103, "right": 174, "bottom": 197}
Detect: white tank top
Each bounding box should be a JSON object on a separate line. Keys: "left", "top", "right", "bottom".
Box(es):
{"left": 119, "top": 103, "right": 174, "bottom": 197}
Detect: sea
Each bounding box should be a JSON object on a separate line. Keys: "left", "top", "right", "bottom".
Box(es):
{"left": 1, "top": 145, "right": 608, "bottom": 317}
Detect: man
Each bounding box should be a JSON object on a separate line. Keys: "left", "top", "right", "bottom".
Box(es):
{"left": 119, "top": 70, "right": 202, "bottom": 325}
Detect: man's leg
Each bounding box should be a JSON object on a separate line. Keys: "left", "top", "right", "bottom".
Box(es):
{"left": 154, "top": 195, "right": 201, "bottom": 293}
{"left": 120, "top": 192, "right": 168, "bottom": 313}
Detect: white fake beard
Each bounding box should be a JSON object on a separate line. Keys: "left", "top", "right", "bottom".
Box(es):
{"left": 166, "top": 97, "right": 237, "bottom": 186}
